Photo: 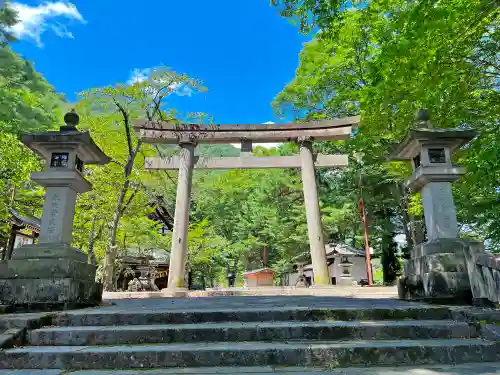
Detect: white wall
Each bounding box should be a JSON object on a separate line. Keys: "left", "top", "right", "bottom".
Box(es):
{"left": 351, "top": 257, "right": 369, "bottom": 281}
{"left": 288, "top": 272, "right": 300, "bottom": 286}
{"left": 328, "top": 257, "right": 368, "bottom": 284}
{"left": 284, "top": 257, "right": 369, "bottom": 286}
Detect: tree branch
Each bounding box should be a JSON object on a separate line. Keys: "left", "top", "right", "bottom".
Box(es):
{"left": 124, "top": 139, "right": 143, "bottom": 177}
{"left": 96, "top": 220, "right": 104, "bottom": 239}
{"left": 113, "top": 97, "right": 133, "bottom": 157}
{"left": 109, "top": 159, "right": 125, "bottom": 168}
{"left": 121, "top": 183, "right": 141, "bottom": 216}
{"left": 147, "top": 82, "right": 176, "bottom": 120}
{"left": 153, "top": 145, "right": 177, "bottom": 185}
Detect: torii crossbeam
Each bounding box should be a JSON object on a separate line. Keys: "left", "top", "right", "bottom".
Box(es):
{"left": 134, "top": 116, "right": 359, "bottom": 290}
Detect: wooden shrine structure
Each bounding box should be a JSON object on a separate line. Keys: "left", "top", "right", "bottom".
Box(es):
{"left": 2, "top": 209, "right": 40, "bottom": 260}
{"left": 134, "top": 116, "right": 359, "bottom": 289}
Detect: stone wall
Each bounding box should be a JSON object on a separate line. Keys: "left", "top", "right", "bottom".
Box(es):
{"left": 463, "top": 244, "right": 500, "bottom": 307}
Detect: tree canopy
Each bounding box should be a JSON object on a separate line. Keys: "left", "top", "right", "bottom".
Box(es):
{"left": 273, "top": 0, "right": 500, "bottom": 257}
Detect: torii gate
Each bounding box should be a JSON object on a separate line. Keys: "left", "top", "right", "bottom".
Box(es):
{"left": 134, "top": 116, "right": 359, "bottom": 290}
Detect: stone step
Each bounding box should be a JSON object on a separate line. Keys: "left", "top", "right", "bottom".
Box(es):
{"left": 2, "top": 363, "right": 500, "bottom": 374}
{"left": 0, "top": 339, "right": 497, "bottom": 369}
{"left": 0, "top": 328, "right": 23, "bottom": 349}
{"left": 29, "top": 320, "right": 478, "bottom": 346}
{"left": 0, "top": 312, "right": 53, "bottom": 330}
{"left": 55, "top": 306, "right": 452, "bottom": 326}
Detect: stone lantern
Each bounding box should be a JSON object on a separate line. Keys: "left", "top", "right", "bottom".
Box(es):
{"left": 390, "top": 109, "right": 478, "bottom": 302}
{"left": 0, "top": 110, "right": 110, "bottom": 309}
{"left": 338, "top": 255, "right": 354, "bottom": 286}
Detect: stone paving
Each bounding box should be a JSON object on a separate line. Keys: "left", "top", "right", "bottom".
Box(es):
{"left": 1, "top": 363, "right": 500, "bottom": 374}
{"left": 102, "top": 286, "right": 399, "bottom": 300}
{"left": 92, "top": 295, "right": 432, "bottom": 312}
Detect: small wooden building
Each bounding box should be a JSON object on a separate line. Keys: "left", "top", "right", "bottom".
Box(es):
{"left": 114, "top": 195, "right": 173, "bottom": 291}
{"left": 2, "top": 209, "right": 40, "bottom": 260}
{"left": 243, "top": 268, "right": 275, "bottom": 287}
{"left": 283, "top": 242, "right": 369, "bottom": 287}
{"left": 116, "top": 249, "right": 170, "bottom": 291}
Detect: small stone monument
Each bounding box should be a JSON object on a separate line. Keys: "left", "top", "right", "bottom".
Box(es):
{"left": 226, "top": 260, "right": 238, "bottom": 288}
{"left": 338, "top": 255, "right": 354, "bottom": 286}
{"left": 390, "top": 109, "right": 478, "bottom": 302}
{"left": 0, "top": 110, "right": 110, "bottom": 309}
{"left": 136, "top": 265, "right": 159, "bottom": 292}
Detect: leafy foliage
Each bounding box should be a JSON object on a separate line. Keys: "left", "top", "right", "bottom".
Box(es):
{"left": 274, "top": 0, "right": 500, "bottom": 258}
{"left": 0, "top": 22, "right": 63, "bottom": 251}
{"left": 75, "top": 67, "right": 206, "bottom": 290}
{"left": 0, "top": 0, "right": 18, "bottom": 46}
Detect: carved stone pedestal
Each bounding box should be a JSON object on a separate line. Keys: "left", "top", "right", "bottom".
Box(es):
{"left": 0, "top": 244, "right": 102, "bottom": 310}
{"left": 398, "top": 239, "right": 478, "bottom": 303}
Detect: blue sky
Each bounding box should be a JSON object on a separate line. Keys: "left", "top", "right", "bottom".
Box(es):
{"left": 10, "top": 0, "right": 309, "bottom": 124}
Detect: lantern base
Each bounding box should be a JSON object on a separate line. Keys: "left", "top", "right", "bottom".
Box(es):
{"left": 0, "top": 278, "right": 102, "bottom": 311}
{"left": 338, "top": 275, "right": 355, "bottom": 286}
{"left": 398, "top": 239, "right": 474, "bottom": 304}
{"left": 0, "top": 244, "right": 102, "bottom": 311}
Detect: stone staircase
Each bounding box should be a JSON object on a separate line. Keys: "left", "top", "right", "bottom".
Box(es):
{"left": 0, "top": 301, "right": 498, "bottom": 371}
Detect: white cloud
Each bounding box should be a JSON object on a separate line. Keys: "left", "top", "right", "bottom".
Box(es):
{"left": 128, "top": 68, "right": 151, "bottom": 85}
{"left": 9, "top": 1, "right": 85, "bottom": 46}
{"left": 168, "top": 82, "right": 193, "bottom": 97}
{"left": 51, "top": 23, "right": 74, "bottom": 39}
{"left": 232, "top": 121, "right": 281, "bottom": 149}
{"left": 127, "top": 68, "right": 194, "bottom": 97}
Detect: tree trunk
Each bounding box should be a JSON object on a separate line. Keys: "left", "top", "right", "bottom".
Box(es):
{"left": 88, "top": 216, "right": 98, "bottom": 265}
{"left": 380, "top": 208, "right": 399, "bottom": 284}
{"left": 396, "top": 183, "right": 413, "bottom": 259}
{"left": 351, "top": 225, "right": 357, "bottom": 248}
{"left": 262, "top": 246, "right": 269, "bottom": 267}
{"left": 411, "top": 217, "right": 425, "bottom": 245}
{"left": 103, "top": 179, "right": 130, "bottom": 291}
{"left": 9, "top": 185, "right": 16, "bottom": 206}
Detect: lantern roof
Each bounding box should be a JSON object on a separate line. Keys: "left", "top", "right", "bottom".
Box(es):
{"left": 390, "top": 128, "right": 476, "bottom": 161}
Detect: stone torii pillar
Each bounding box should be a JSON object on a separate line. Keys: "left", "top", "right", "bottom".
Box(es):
{"left": 299, "top": 137, "right": 330, "bottom": 285}
{"left": 167, "top": 141, "right": 195, "bottom": 290}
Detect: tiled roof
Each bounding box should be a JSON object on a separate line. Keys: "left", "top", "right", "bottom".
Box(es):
{"left": 9, "top": 209, "right": 41, "bottom": 231}
{"left": 243, "top": 268, "right": 275, "bottom": 275}
{"left": 326, "top": 242, "right": 365, "bottom": 257}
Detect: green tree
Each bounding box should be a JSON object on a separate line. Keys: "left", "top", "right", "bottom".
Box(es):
{"left": 0, "top": 48, "right": 63, "bottom": 134}
{"left": 192, "top": 146, "right": 313, "bottom": 276}
{"left": 0, "top": 129, "right": 45, "bottom": 252}
{"left": 185, "top": 219, "right": 230, "bottom": 288}
{"left": 0, "top": 44, "right": 63, "bottom": 251}
{"left": 271, "top": 0, "right": 354, "bottom": 34}
{"left": 76, "top": 67, "right": 206, "bottom": 290}
{"left": 273, "top": 0, "right": 500, "bottom": 283}
{"left": 0, "top": 0, "right": 18, "bottom": 46}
